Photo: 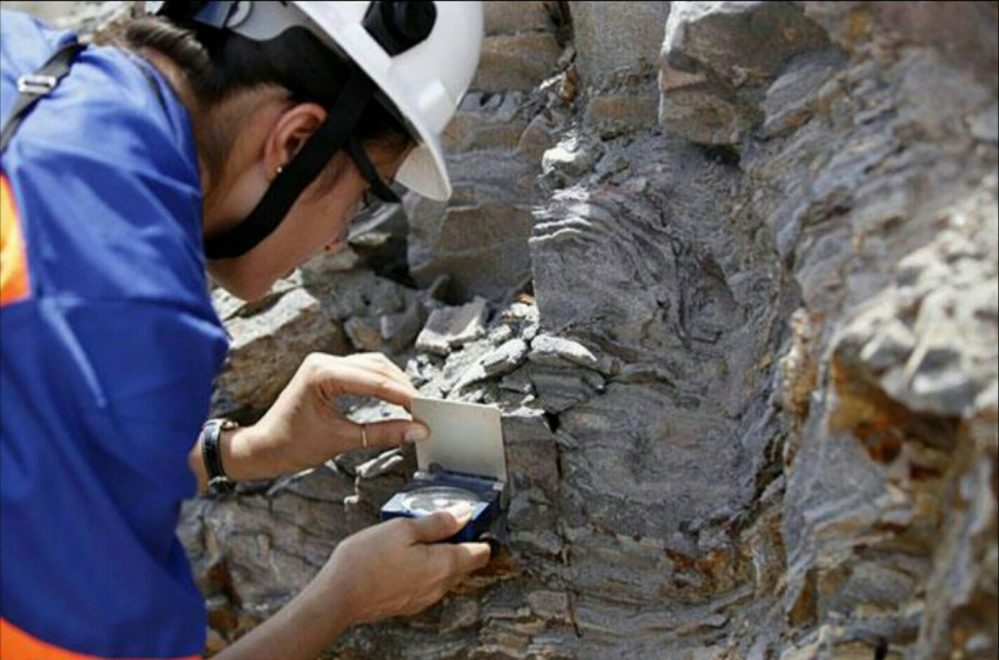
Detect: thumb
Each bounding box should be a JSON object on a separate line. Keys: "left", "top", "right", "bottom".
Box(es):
{"left": 349, "top": 419, "right": 429, "bottom": 450}
{"left": 409, "top": 504, "right": 474, "bottom": 543}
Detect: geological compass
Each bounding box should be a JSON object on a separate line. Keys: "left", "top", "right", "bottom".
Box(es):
{"left": 399, "top": 486, "right": 483, "bottom": 514}
{"left": 380, "top": 396, "right": 509, "bottom": 544}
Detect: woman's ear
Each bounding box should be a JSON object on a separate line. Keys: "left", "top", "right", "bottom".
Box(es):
{"left": 265, "top": 101, "right": 328, "bottom": 178}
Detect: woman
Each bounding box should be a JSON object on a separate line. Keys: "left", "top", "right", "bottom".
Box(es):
{"left": 0, "top": 2, "right": 488, "bottom": 658}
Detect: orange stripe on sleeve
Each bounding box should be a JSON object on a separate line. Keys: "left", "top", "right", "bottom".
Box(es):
{"left": 0, "top": 618, "right": 200, "bottom": 660}
{"left": 1, "top": 173, "right": 32, "bottom": 306}
{"left": 1, "top": 618, "right": 98, "bottom": 660}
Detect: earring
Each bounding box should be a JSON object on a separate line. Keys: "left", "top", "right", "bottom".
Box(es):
{"left": 275, "top": 165, "right": 284, "bottom": 176}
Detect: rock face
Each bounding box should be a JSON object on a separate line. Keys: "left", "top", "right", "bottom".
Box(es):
{"left": 406, "top": 2, "right": 565, "bottom": 302}
{"left": 14, "top": 1, "right": 996, "bottom": 658}
{"left": 213, "top": 284, "right": 348, "bottom": 416}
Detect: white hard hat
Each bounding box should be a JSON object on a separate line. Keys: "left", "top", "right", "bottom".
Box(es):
{"left": 294, "top": 2, "right": 483, "bottom": 201}
{"left": 156, "top": 1, "right": 484, "bottom": 201}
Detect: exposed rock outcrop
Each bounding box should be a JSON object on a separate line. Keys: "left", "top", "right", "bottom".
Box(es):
{"left": 191, "top": 1, "right": 999, "bottom": 657}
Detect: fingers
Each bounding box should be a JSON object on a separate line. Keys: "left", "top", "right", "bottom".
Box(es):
{"left": 447, "top": 542, "right": 492, "bottom": 575}
{"left": 311, "top": 359, "right": 415, "bottom": 407}
{"left": 340, "top": 353, "right": 416, "bottom": 400}
{"left": 342, "top": 353, "right": 413, "bottom": 393}
{"left": 427, "top": 542, "right": 492, "bottom": 596}
{"left": 343, "top": 418, "right": 429, "bottom": 450}
{"left": 408, "top": 505, "right": 473, "bottom": 543}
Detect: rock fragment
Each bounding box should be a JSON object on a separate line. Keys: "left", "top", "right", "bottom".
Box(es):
{"left": 528, "top": 334, "right": 615, "bottom": 375}
{"left": 659, "top": 1, "right": 829, "bottom": 144}
{"left": 569, "top": 1, "right": 671, "bottom": 84}
{"left": 214, "top": 288, "right": 347, "bottom": 413}
{"left": 344, "top": 316, "right": 382, "bottom": 352}
{"left": 453, "top": 337, "right": 530, "bottom": 392}
{"left": 415, "top": 297, "right": 488, "bottom": 356}
{"left": 379, "top": 302, "right": 425, "bottom": 353}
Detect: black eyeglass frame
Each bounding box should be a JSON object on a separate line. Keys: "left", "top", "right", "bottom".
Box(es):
{"left": 346, "top": 136, "right": 401, "bottom": 204}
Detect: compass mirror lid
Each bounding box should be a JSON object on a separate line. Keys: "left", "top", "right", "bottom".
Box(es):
{"left": 411, "top": 396, "right": 507, "bottom": 483}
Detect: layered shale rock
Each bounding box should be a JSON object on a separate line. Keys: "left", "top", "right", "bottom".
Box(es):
{"left": 193, "top": 3, "right": 997, "bottom": 656}
{"left": 405, "top": 2, "right": 566, "bottom": 302}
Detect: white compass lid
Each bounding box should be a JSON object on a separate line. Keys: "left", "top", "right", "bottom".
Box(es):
{"left": 411, "top": 396, "right": 507, "bottom": 483}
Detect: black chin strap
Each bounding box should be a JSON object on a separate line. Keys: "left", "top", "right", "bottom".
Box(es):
{"left": 204, "top": 70, "right": 378, "bottom": 260}
{"left": 346, "top": 136, "right": 400, "bottom": 204}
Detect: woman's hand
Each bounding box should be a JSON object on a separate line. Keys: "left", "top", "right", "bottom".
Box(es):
{"left": 317, "top": 506, "right": 492, "bottom": 624}
{"left": 191, "top": 352, "right": 429, "bottom": 489}
{"left": 216, "top": 508, "right": 491, "bottom": 660}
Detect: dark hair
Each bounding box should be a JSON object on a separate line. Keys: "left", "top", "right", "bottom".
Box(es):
{"left": 103, "top": 16, "right": 411, "bottom": 183}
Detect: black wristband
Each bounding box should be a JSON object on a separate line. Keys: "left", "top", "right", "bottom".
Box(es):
{"left": 200, "top": 418, "right": 237, "bottom": 494}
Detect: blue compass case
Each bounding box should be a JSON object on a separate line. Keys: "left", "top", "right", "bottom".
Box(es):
{"left": 379, "top": 397, "right": 509, "bottom": 543}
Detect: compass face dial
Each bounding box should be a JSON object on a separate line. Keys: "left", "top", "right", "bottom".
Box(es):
{"left": 400, "top": 486, "right": 482, "bottom": 515}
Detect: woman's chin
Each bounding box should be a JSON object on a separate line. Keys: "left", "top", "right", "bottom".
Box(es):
{"left": 207, "top": 259, "right": 284, "bottom": 302}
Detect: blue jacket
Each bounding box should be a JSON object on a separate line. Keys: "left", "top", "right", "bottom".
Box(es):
{"left": 1, "top": 11, "right": 227, "bottom": 658}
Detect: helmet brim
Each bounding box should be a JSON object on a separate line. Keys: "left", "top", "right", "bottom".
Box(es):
{"left": 394, "top": 141, "right": 450, "bottom": 201}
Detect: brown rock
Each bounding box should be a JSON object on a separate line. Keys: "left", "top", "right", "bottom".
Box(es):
{"left": 473, "top": 32, "right": 562, "bottom": 92}
{"left": 215, "top": 288, "right": 348, "bottom": 412}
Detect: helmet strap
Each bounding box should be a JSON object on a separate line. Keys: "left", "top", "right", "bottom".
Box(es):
{"left": 204, "top": 69, "right": 393, "bottom": 260}
{"left": 346, "top": 136, "right": 400, "bottom": 204}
